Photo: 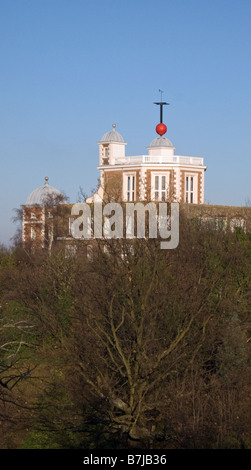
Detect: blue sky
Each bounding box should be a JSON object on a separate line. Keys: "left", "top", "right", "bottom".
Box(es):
{"left": 0, "top": 0, "right": 251, "bottom": 245}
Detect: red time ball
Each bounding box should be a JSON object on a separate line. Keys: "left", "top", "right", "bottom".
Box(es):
{"left": 156, "top": 123, "right": 167, "bottom": 136}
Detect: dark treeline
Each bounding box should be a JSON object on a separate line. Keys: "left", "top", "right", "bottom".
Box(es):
{"left": 0, "top": 217, "right": 250, "bottom": 449}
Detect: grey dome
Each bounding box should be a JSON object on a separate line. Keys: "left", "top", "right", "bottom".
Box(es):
{"left": 149, "top": 136, "right": 174, "bottom": 148}
{"left": 100, "top": 124, "right": 125, "bottom": 143}
{"left": 25, "top": 177, "right": 64, "bottom": 205}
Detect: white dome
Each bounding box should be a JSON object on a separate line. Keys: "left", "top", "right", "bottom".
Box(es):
{"left": 25, "top": 177, "right": 64, "bottom": 205}
{"left": 149, "top": 136, "right": 174, "bottom": 148}
{"left": 100, "top": 124, "right": 125, "bottom": 143}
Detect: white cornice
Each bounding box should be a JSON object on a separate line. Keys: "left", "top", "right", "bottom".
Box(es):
{"left": 98, "top": 164, "right": 207, "bottom": 171}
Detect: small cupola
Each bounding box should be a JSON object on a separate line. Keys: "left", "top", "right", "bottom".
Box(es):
{"left": 147, "top": 136, "right": 175, "bottom": 156}
{"left": 98, "top": 124, "right": 127, "bottom": 165}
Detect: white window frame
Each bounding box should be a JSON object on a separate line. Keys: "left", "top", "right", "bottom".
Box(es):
{"left": 151, "top": 172, "right": 169, "bottom": 201}
{"left": 185, "top": 173, "right": 198, "bottom": 204}
{"left": 101, "top": 145, "right": 109, "bottom": 164}
{"left": 31, "top": 227, "right": 36, "bottom": 240}
{"left": 123, "top": 173, "right": 136, "bottom": 202}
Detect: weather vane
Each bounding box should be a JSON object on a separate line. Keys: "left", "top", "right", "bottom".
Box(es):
{"left": 159, "top": 89, "right": 164, "bottom": 101}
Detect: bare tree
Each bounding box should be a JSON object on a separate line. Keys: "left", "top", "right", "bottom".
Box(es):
{"left": 0, "top": 216, "right": 249, "bottom": 449}
{"left": 66, "top": 220, "right": 250, "bottom": 448}
{"left": 244, "top": 196, "right": 251, "bottom": 207}
{"left": 0, "top": 247, "right": 36, "bottom": 395}
{"left": 0, "top": 317, "right": 35, "bottom": 391}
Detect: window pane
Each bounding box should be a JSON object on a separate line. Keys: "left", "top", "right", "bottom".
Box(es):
{"left": 162, "top": 176, "right": 166, "bottom": 190}
{"left": 132, "top": 176, "right": 135, "bottom": 191}
{"left": 127, "top": 177, "right": 130, "bottom": 191}
{"left": 186, "top": 176, "right": 189, "bottom": 191}
{"left": 155, "top": 175, "right": 159, "bottom": 190}
{"left": 190, "top": 177, "right": 194, "bottom": 191}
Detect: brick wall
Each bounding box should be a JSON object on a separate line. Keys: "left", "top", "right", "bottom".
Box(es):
{"left": 103, "top": 171, "right": 123, "bottom": 201}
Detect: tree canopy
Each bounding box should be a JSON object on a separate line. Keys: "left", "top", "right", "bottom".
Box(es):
{"left": 0, "top": 219, "right": 250, "bottom": 449}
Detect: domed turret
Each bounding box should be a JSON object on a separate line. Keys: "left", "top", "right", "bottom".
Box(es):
{"left": 147, "top": 135, "right": 175, "bottom": 157}
{"left": 98, "top": 124, "right": 127, "bottom": 165}
{"left": 149, "top": 136, "right": 174, "bottom": 148}
{"left": 100, "top": 124, "right": 125, "bottom": 143}
{"left": 25, "top": 177, "right": 64, "bottom": 206}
